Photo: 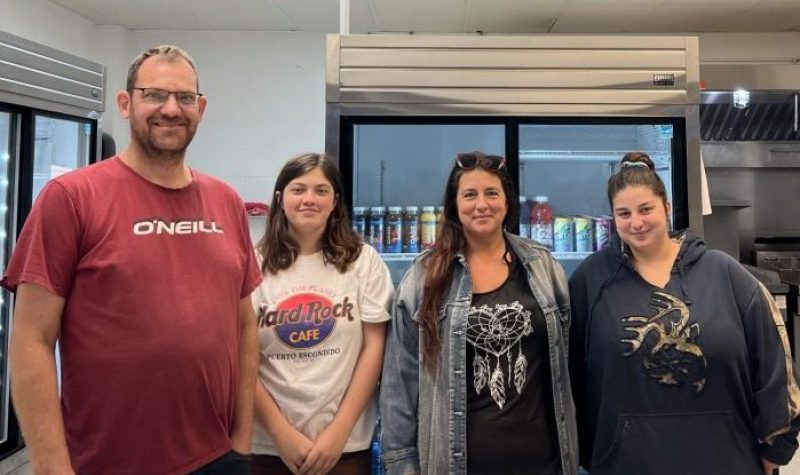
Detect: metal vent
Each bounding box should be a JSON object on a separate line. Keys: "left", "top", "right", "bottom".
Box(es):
{"left": 700, "top": 92, "right": 800, "bottom": 141}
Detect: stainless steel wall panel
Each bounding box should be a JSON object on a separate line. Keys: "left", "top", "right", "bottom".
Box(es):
{"left": 340, "top": 69, "right": 687, "bottom": 90}
{"left": 0, "top": 62, "right": 102, "bottom": 103}
{"left": 326, "top": 35, "right": 341, "bottom": 104}
{"left": 339, "top": 35, "right": 688, "bottom": 50}
{"left": 340, "top": 49, "right": 687, "bottom": 70}
{"left": 0, "top": 43, "right": 103, "bottom": 88}
{"left": 685, "top": 37, "right": 700, "bottom": 104}
{"left": 702, "top": 141, "right": 800, "bottom": 168}
{"left": 338, "top": 102, "right": 690, "bottom": 118}
{"left": 339, "top": 88, "right": 687, "bottom": 105}
{"left": 685, "top": 105, "right": 703, "bottom": 234}
{"left": 0, "top": 29, "right": 105, "bottom": 113}
{"left": 0, "top": 81, "right": 102, "bottom": 113}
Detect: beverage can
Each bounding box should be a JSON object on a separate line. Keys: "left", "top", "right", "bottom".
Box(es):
{"left": 574, "top": 216, "right": 594, "bottom": 253}
{"left": 352, "top": 207, "right": 367, "bottom": 242}
{"left": 384, "top": 206, "right": 403, "bottom": 253}
{"left": 553, "top": 216, "right": 574, "bottom": 253}
{"left": 420, "top": 206, "right": 437, "bottom": 250}
{"left": 594, "top": 216, "right": 613, "bottom": 251}
{"left": 403, "top": 206, "right": 420, "bottom": 253}
{"left": 369, "top": 206, "right": 385, "bottom": 253}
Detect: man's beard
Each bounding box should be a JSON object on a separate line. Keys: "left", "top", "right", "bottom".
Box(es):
{"left": 130, "top": 118, "right": 197, "bottom": 163}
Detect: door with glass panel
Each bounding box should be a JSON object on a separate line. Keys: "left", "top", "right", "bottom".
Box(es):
{"left": 33, "top": 114, "right": 93, "bottom": 202}
{"left": 347, "top": 120, "right": 506, "bottom": 284}
{"left": 0, "top": 110, "right": 18, "bottom": 452}
{"left": 517, "top": 120, "right": 684, "bottom": 276}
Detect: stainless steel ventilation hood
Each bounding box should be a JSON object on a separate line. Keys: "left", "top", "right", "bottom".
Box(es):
{"left": 700, "top": 62, "right": 799, "bottom": 142}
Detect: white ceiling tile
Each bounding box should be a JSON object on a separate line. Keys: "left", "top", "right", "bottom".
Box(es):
{"left": 370, "top": 0, "right": 466, "bottom": 33}
{"left": 37, "top": 0, "right": 800, "bottom": 33}
{"left": 552, "top": 6, "right": 654, "bottom": 33}
{"left": 270, "top": 0, "right": 338, "bottom": 31}
{"left": 467, "top": 0, "right": 566, "bottom": 33}
{"left": 186, "top": 0, "right": 294, "bottom": 30}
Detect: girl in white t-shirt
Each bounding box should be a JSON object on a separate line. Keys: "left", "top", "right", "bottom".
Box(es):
{"left": 251, "top": 153, "right": 393, "bottom": 475}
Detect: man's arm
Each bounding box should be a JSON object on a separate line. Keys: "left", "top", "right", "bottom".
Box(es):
{"left": 10, "top": 283, "right": 74, "bottom": 475}
{"left": 230, "top": 296, "right": 258, "bottom": 454}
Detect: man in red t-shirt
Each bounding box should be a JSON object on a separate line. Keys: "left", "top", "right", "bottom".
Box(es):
{"left": 2, "top": 45, "right": 262, "bottom": 475}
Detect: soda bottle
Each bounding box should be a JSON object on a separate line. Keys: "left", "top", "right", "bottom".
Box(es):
{"left": 518, "top": 196, "right": 530, "bottom": 239}
{"left": 530, "top": 196, "right": 554, "bottom": 250}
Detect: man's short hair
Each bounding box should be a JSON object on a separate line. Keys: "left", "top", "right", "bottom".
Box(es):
{"left": 126, "top": 45, "right": 199, "bottom": 91}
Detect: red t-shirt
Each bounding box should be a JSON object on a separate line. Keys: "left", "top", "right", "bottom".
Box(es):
{"left": 2, "top": 157, "right": 262, "bottom": 474}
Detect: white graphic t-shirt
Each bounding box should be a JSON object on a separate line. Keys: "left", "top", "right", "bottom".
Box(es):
{"left": 251, "top": 244, "right": 393, "bottom": 454}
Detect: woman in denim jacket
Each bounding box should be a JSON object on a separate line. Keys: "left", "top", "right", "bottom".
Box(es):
{"left": 380, "top": 152, "right": 579, "bottom": 475}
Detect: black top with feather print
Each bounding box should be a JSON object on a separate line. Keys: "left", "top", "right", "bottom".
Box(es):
{"left": 465, "top": 257, "right": 560, "bottom": 475}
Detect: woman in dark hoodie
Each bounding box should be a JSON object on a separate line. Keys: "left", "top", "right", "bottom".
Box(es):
{"left": 569, "top": 152, "right": 800, "bottom": 475}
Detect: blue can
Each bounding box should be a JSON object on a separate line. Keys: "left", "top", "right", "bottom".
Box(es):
{"left": 553, "top": 216, "right": 574, "bottom": 253}
{"left": 384, "top": 206, "right": 403, "bottom": 254}
{"left": 574, "top": 216, "right": 594, "bottom": 253}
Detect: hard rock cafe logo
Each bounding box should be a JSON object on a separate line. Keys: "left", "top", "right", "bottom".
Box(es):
{"left": 258, "top": 293, "right": 354, "bottom": 349}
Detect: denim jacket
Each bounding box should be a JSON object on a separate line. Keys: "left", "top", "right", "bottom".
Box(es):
{"left": 380, "top": 232, "right": 579, "bottom": 475}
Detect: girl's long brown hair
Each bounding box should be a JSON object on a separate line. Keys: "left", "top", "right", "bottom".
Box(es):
{"left": 418, "top": 153, "right": 518, "bottom": 369}
{"left": 257, "top": 153, "right": 362, "bottom": 275}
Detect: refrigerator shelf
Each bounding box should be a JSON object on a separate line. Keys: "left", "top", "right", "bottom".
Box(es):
{"left": 552, "top": 251, "right": 593, "bottom": 260}
{"left": 519, "top": 150, "right": 670, "bottom": 168}
{"left": 380, "top": 253, "right": 421, "bottom": 262}
{"left": 380, "top": 251, "right": 593, "bottom": 262}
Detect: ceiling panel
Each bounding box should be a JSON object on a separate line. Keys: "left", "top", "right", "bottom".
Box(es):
{"left": 187, "top": 0, "right": 295, "bottom": 30}
{"left": 42, "top": 0, "right": 800, "bottom": 33}
{"left": 50, "top": 0, "right": 213, "bottom": 29}
{"left": 552, "top": 6, "right": 655, "bottom": 33}
{"left": 271, "top": 0, "right": 338, "bottom": 31}
{"left": 467, "top": 0, "right": 565, "bottom": 33}
{"left": 368, "top": 0, "right": 466, "bottom": 33}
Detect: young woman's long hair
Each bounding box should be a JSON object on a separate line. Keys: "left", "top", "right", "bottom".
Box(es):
{"left": 418, "top": 153, "right": 518, "bottom": 369}
{"left": 257, "top": 153, "right": 362, "bottom": 275}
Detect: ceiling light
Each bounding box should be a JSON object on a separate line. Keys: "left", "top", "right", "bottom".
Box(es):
{"left": 733, "top": 89, "right": 750, "bottom": 109}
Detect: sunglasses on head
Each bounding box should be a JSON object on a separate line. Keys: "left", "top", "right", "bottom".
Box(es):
{"left": 455, "top": 153, "right": 506, "bottom": 171}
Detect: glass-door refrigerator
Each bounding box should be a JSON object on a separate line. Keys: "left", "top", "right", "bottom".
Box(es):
{"left": 326, "top": 33, "right": 701, "bottom": 284}
{"left": 340, "top": 118, "right": 688, "bottom": 283}
{"left": 0, "top": 30, "right": 103, "bottom": 465}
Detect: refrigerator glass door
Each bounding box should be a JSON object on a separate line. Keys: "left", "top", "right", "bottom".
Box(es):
{"left": 0, "top": 111, "right": 16, "bottom": 444}
{"left": 351, "top": 123, "right": 505, "bottom": 283}
{"left": 33, "top": 114, "right": 92, "bottom": 203}
{"left": 519, "top": 123, "right": 675, "bottom": 275}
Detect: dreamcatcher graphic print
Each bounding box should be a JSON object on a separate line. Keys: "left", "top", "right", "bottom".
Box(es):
{"left": 466, "top": 301, "right": 533, "bottom": 409}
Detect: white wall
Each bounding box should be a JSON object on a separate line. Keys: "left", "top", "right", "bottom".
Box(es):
{"left": 123, "top": 30, "right": 327, "bottom": 203}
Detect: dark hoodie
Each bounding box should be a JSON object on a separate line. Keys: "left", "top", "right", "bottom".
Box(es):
{"left": 569, "top": 230, "right": 800, "bottom": 475}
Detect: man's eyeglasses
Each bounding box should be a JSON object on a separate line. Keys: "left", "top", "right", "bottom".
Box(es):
{"left": 455, "top": 153, "right": 506, "bottom": 170}
{"left": 131, "top": 87, "right": 203, "bottom": 106}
